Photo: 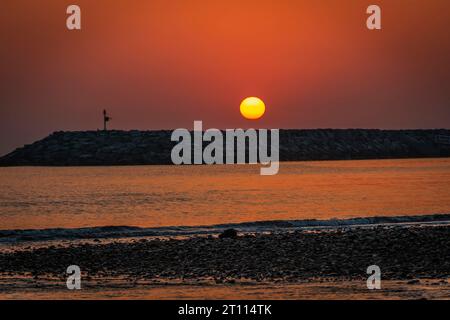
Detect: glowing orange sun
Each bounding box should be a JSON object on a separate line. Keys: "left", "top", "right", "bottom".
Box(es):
{"left": 240, "top": 97, "right": 266, "bottom": 120}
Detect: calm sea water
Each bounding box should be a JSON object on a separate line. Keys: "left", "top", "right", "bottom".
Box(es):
{"left": 1, "top": 158, "right": 450, "bottom": 231}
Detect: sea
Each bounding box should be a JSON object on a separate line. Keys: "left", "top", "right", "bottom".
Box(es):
{"left": 1, "top": 158, "right": 449, "bottom": 244}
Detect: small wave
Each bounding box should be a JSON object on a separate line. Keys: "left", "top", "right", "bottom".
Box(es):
{"left": 0, "top": 213, "right": 449, "bottom": 244}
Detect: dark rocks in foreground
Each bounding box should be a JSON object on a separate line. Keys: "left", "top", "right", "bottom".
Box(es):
{"left": 1, "top": 129, "right": 450, "bottom": 166}
{"left": 1, "top": 225, "right": 449, "bottom": 281}
{"left": 219, "top": 229, "right": 238, "bottom": 239}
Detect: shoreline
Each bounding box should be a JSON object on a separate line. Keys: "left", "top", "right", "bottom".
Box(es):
{"left": 0, "top": 224, "right": 449, "bottom": 299}
{"left": 1, "top": 212, "right": 449, "bottom": 244}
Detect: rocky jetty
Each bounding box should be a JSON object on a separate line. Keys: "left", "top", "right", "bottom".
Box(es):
{"left": 1, "top": 129, "right": 450, "bottom": 166}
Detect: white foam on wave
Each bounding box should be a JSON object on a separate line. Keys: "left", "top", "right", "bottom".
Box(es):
{"left": 0, "top": 213, "right": 449, "bottom": 244}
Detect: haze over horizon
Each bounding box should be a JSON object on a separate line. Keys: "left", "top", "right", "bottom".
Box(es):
{"left": 1, "top": 0, "right": 449, "bottom": 156}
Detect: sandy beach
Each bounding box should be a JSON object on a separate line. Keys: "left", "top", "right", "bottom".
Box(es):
{"left": 1, "top": 224, "right": 449, "bottom": 299}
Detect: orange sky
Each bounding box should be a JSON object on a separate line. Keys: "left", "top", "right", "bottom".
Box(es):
{"left": 0, "top": 0, "right": 449, "bottom": 155}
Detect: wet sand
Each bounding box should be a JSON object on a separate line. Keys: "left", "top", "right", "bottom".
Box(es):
{"left": 1, "top": 279, "right": 449, "bottom": 300}
{"left": 0, "top": 224, "right": 449, "bottom": 299}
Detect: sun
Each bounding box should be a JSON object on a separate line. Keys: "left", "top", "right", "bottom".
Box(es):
{"left": 240, "top": 97, "right": 266, "bottom": 120}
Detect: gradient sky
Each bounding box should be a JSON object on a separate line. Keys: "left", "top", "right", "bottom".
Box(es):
{"left": 1, "top": 0, "right": 449, "bottom": 155}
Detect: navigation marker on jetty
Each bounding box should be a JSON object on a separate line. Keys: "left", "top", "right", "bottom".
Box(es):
{"left": 103, "top": 109, "right": 111, "bottom": 131}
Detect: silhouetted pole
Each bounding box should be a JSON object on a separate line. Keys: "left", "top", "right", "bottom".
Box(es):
{"left": 103, "top": 109, "right": 111, "bottom": 131}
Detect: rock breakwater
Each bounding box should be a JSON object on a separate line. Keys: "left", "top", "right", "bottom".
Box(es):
{"left": 1, "top": 129, "right": 449, "bottom": 166}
